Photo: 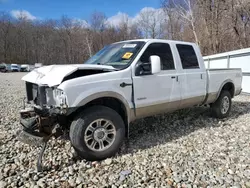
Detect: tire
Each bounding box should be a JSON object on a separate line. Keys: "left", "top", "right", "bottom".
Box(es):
{"left": 69, "top": 105, "right": 125, "bottom": 161}
{"left": 211, "top": 90, "right": 232, "bottom": 119}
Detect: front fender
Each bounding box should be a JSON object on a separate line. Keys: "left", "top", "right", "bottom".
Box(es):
{"left": 57, "top": 69, "right": 134, "bottom": 121}
{"left": 62, "top": 86, "right": 134, "bottom": 122}
{"left": 76, "top": 90, "right": 132, "bottom": 108}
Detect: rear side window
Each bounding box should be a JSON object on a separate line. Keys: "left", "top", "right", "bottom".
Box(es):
{"left": 140, "top": 43, "right": 175, "bottom": 70}
{"left": 176, "top": 44, "right": 199, "bottom": 69}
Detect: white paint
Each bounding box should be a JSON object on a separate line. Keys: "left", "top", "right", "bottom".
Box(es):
{"left": 204, "top": 47, "right": 250, "bottom": 93}
{"left": 132, "top": 69, "right": 182, "bottom": 109}
{"left": 22, "top": 64, "right": 116, "bottom": 87}
{"left": 178, "top": 43, "right": 207, "bottom": 104}
{"left": 150, "top": 55, "right": 161, "bottom": 74}
{"left": 22, "top": 39, "right": 242, "bottom": 120}
{"left": 207, "top": 69, "right": 242, "bottom": 95}
{"left": 130, "top": 39, "right": 241, "bottom": 111}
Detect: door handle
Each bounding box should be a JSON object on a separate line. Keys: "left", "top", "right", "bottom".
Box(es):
{"left": 120, "top": 82, "right": 132, "bottom": 88}
{"left": 171, "top": 76, "right": 178, "bottom": 82}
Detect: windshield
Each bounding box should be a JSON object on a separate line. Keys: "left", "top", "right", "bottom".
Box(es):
{"left": 84, "top": 41, "right": 145, "bottom": 69}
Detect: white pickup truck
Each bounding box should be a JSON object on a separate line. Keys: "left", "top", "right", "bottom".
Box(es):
{"left": 18, "top": 39, "right": 242, "bottom": 168}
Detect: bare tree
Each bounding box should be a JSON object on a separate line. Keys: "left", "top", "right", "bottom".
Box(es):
{"left": 136, "top": 8, "right": 165, "bottom": 39}
{"left": 230, "top": 0, "right": 250, "bottom": 48}
{"left": 84, "top": 28, "right": 93, "bottom": 57}
{"left": 89, "top": 11, "right": 108, "bottom": 51}
{"left": 1, "top": 4, "right": 250, "bottom": 65}
{"left": 162, "top": 0, "right": 183, "bottom": 40}
{"left": 197, "top": 0, "right": 231, "bottom": 54}
{"left": 90, "top": 11, "right": 106, "bottom": 31}
{"left": 171, "top": 0, "right": 200, "bottom": 45}
{"left": 117, "top": 15, "right": 130, "bottom": 40}
{"left": 0, "top": 12, "right": 12, "bottom": 62}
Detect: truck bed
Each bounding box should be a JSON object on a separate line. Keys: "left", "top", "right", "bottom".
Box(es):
{"left": 205, "top": 68, "right": 242, "bottom": 104}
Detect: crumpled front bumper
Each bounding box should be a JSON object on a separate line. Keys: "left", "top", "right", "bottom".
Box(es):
{"left": 17, "top": 105, "right": 66, "bottom": 172}
{"left": 17, "top": 108, "right": 44, "bottom": 146}
{"left": 17, "top": 107, "right": 55, "bottom": 146}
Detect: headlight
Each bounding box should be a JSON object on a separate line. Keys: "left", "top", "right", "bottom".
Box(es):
{"left": 54, "top": 88, "right": 64, "bottom": 97}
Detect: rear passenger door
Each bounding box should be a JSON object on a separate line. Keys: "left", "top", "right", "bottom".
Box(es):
{"left": 176, "top": 44, "right": 207, "bottom": 107}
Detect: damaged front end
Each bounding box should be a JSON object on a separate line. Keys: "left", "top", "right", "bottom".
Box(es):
{"left": 17, "top": 64, "right": 116, "bottom": 171}
{"left": 17, "top": 82, "right": 69, "bottom": 171}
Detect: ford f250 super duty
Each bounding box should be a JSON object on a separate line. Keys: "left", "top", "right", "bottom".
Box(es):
{"left": 17, "top": 39, "right": 242, "bottom": 171}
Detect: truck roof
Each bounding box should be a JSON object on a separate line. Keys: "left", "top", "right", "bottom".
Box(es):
{"left": 114, "top": 39, "right": 196, "bottom": 46}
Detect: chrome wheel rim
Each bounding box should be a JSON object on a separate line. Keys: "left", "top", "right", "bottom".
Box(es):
{"left": 84, "top": 119, "right": 116, "bottom": 151}
{"left": 221, "top": 96, "right": 230, "bottom": 114}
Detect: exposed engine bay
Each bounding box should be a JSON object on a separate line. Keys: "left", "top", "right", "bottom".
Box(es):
{"left": 18, "top": 65, "right": 116, "bottom": 171}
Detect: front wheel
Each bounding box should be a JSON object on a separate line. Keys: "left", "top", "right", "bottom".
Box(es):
{"left": 69, "top": 105, "right": 125, "bottom": 161}
{"left": 211, "top": 90, "right": 232, "bottom": 119}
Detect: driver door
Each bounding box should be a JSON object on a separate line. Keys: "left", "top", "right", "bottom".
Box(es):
{"left": 132, "top": 42, "right": 181, "bottom": 118}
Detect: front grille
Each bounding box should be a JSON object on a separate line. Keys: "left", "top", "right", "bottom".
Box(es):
{"left": 26, "top": 82, "right": 47, "bottom": 106}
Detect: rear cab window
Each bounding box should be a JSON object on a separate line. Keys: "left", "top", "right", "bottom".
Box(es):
{"left": 176, "top": 44, "right": 200, "bottom": 69}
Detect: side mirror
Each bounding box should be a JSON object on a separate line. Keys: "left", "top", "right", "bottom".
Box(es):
{"left": 135, "top": 55, "right": 161, "bottom": 76}
{"left": 150, "top": 55, "right": 161, "bottom": 74}
{"left": 135, "top": 62, "right": 151, "bottom": 76}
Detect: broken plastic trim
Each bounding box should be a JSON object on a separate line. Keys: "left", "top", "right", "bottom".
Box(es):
{"left": 18, "top": 108, "right": 63, "bottom": 172}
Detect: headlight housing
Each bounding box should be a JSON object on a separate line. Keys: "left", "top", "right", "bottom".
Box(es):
{"left": 54, "top": 88, "right": 67, "bottom": 106}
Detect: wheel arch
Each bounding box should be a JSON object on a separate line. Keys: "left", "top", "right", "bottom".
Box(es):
{"left": 216, "top": 80, "right": 235, "bottom": 100}
{"left": 68, "top": 92, "right": 133, "bottom": 137}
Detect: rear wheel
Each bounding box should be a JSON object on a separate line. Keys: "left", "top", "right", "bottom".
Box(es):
{"left": 69, "top": 105, "right": 125, "bottom": 161}
{"left": 211, "top": 90, "right": 232, "bottom": 119}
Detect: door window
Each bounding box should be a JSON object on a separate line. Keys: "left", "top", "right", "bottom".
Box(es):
{"left": 176, "top": 44, "right": 199, "bottom": 69}
{"left": 140, "top": 43, "right": 175, "bottom": 70}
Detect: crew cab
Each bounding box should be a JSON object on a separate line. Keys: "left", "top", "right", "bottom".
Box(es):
{"left": 18, "top": 39, "right": 242, "bottom": 167}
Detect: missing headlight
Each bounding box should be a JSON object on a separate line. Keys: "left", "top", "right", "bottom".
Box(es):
{"left": 53, "top": 88, "right": 67, "bottom": 106}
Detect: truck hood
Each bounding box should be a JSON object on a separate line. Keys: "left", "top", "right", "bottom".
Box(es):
{"left": 22, "top": 64, "right": 116, "bottom": 87}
